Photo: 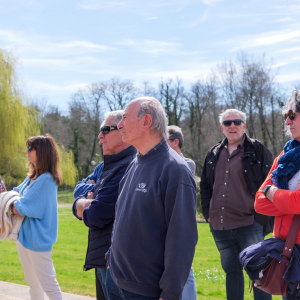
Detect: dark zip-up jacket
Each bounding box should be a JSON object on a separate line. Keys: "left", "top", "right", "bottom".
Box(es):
{"left": 200, "top": 134, "right": 273, "bottom": 234}
{"left": 72, "top": 145, "right": 137, "bottom": 270}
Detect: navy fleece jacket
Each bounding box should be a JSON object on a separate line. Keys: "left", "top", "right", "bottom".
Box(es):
{"left": 109, "top": 140, "right": 198, "bottom": 300}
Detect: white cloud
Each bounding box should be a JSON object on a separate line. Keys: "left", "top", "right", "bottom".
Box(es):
{"left": 277, "top": 71, "right": 300, "bottom": 83}
{"left": 227, "top": 28, "right": 300, "bottom": 52}
{"left": 78, "top": 0, "right": 193, "bottom": 13}
{"left": 78, "top": 0, "right": 134, "bottom": 10}
{"left": 143, "top": 17, "right": 158, "bottom": 20}
{"left": 0, "top": 29, "right": 116, "bottom": 58}
{"left": 0, "top": 0, "right": 36, "bottom": 10}
{"left": 252, "top": 30, "right": 300, "bottom": 47}
{"left": 113, "top": 39, "right": 204, "bottom": 56}
{"left": 114, "top": 39, "right": 180, "bottom": 55}
{"left": 186, "top": 10, "right": 209, "bottom": 27}
{"left": 27, "top": 81, "right": 88, "bottom": 93}
{"left": 200, "top": 0, "right": 221, "bottom": 5}
{"left": 22, "top": 58, "right": 71, "bottom": 66}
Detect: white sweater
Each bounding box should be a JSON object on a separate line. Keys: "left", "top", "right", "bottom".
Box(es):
{"left": 0, "top": 191, "right": 24, "bottom": 241}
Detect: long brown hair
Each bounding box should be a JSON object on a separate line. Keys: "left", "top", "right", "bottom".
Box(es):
{"left": 26, "top": 134, "right": 62, "bottom": 185}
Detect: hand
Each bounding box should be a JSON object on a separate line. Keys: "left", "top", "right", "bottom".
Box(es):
{"left": 207, "top": 218, "right": 210, "bottom": 222}
{"left": 86, "top": 180, "right": 95, "bottom": 184}
{"left": 76, "top": 198, "right": 93, "bottom": 218}
{"left": 12, "top": 205, "right": 19, "bottom": 215}
{"left": 296, "top": 181, "right": 300, "bottom": 191}
{"left": 107, "top": 264, "right": 110, "bottom": 270}
{"left": 87, "top": 192, "right": 93, "bottom": 199}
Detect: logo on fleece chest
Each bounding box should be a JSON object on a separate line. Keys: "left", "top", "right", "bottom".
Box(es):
{"left": 135, "top": 183, "right": 147, "bottom": 193}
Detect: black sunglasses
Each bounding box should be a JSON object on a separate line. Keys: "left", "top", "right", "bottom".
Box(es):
{"left": 100, "top": 126, "right": 118, "bottom": 135}
{"left": 222, "top": 119, "right": 244, "bottom": 127}
{"left": 27, "top": 146, "right": 35, "bottom": 153}
{"left": 284, "top": 110, "right": 296, "bottom": 121}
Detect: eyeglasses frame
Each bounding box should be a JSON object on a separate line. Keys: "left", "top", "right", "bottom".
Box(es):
{"left": 100, "top": 125, "right": 119, "bottom": 135}
{"left": 222, "top": 119, "right": 244, "bottom": 127}
{"left": 284, "top": 110, "right": 296, "bottom": 121}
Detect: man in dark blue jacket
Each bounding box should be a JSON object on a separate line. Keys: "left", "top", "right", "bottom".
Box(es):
{"left": 73, "top": 110, "right": 137, "bottom": 300}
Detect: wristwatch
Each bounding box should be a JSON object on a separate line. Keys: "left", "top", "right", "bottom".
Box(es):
{"left": 263, "top": 185, "right": 272, "bottom": 199}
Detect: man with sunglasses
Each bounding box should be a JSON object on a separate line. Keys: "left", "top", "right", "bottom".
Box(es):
{"left": 200, "top": 109, "right": 273, "bottom": 300}
{"left": 72, "top": 110, "right": 137, "bottom": 300}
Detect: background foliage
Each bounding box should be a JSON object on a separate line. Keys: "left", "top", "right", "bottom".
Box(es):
{"left": 0, "top": 49, "right": 77, "bottom": 189}
{"left": 1, "top": 47, "right": 299, "bottom": 189}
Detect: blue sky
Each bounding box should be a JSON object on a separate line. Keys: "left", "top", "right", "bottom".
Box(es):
{"left": 0, "top": 0, "right": 300, "bottom": 111}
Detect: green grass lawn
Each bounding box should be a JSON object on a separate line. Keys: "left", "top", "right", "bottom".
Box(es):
{"left": 57, "top": 189, "right": 75, "bottom": 203}
{"left": 0, "top": 209, "right": 281, "bottom": 299}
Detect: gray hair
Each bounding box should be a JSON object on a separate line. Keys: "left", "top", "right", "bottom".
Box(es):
{"left": 282, "top": 90, "right": 300, "bottom": 114}
{"left": 133, "top": 97, "right": 168, "bottom": 139}
{"left": 167, "top": 125, "right": 184, "bottom": 149}
{"left": 101, "top": 110, "right": 124, "bottom": 127}
{"left": 219, "top": 109, "right": 247, "bottom": 125}
{"left": 283, "top": 90, "right": 300, "bottom": 137}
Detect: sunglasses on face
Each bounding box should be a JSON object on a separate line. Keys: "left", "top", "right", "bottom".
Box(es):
{"left": 284, "top": 110, "right": 296, "bottom": 121}
{"left": 100, "top": 126, "right": 118, "bottom": 135}
{"left": 222, "top": 119, "right": 244, "bottom": 127}
{"left": 27, "top": 146, "right": 35, "bottom": 153}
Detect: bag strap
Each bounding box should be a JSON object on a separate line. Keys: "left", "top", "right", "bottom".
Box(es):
{"left": 282, "top": 214, "right": 300, "bottom": 258}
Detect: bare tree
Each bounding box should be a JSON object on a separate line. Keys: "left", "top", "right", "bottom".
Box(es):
{"left": 157, "top": 78, "right": 185, "bottom": 126}
{"left": 185, "top": 76, "right": 218, "bottom": 175}
{"left": 102, "top": 77, "right": 137, "bottom": 111}
{"left": 142, "top": 81, "right": 157, "bottom": 97}
{"left": 217, "top": 53, "right": 282, "bottom": 153}
{"left": 69, "top": 85, "right": 104, "bottom": 177}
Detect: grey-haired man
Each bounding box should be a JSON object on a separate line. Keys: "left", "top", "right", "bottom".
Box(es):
{"left": 200, "top": 109, "right": 273, "bottom": 300}
{"left": 106, "top": 97, "right": 198, "bottom": 300}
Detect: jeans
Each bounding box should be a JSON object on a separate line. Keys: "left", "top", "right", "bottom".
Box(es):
{"left": 106, "top": 269, "right": 159, "bottom": 300}
{"left": 210, "top": 221, "right": 272, "bottom": 300}
{"left": 96, "top": 268, "right": 106, "bottom": 300}
{"left": 180, "top": 268, "right": 197, "bottom": 300}
{"left": 97, "top": 268, "right": 110, "bottom": 300}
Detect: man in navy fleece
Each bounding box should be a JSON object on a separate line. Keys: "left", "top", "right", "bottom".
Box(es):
{"left": 73, "top": 110, "right": 137, "bottom": 300}
{"left": 106, "top": 97, "right": 198, "bottom": 300}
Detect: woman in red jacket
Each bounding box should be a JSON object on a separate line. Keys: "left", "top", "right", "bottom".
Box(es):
{"left": 255, "top": 89, "right": 300, "bottom": 299}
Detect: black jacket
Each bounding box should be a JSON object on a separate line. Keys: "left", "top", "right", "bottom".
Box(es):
{"left": 200, "top": 134, "right": 273, "bottom": 234}
{"left": 72, "top": 145, "right": 137, "bottom": 270}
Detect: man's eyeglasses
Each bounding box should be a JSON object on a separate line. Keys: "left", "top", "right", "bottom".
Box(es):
{"left": 100, "top": 126, "right": 118, "bottom": 135}
{"left": 222, "top": 119, "right": 244, "bottom": 127}
{"left": 27, "top": 146, "right": 35, "bottom": 153}
{"left": 284, "top": 110, "right": 296, "bottom": 121}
